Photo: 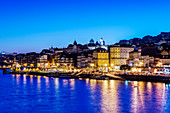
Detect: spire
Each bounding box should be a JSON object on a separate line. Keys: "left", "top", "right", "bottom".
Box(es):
{"left": 73, "top": 40, "right": 77, "bottom": 45}
{"left": 100, "top": 38, "right": 104, "bottom": 45}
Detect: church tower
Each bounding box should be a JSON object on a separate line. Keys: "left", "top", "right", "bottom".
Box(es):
{"left": 100, "top": 38, "right": 105, "bottom": 45}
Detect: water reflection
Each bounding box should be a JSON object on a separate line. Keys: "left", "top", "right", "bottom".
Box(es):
{"left": 86, "top": 78, "right": 90, "bottom": 84}
{"left": 15, "top": 74, "right": 20, "bottom": 85}
{"left": 37, "top": 76, "right": 41, "bottom": 92}
{"left": 131, "top": 82, "right": 140, "bottom": 113}
{"left": 54, "top": 78, "right": 59, "bottom": 89}
{"left": 89, "top": 79, "right": 97, "bottom": 94}
{"left": 45, "top": 76, "right": 50, "bottom": 89}
{"left": 63, "top": 79, "right": 68, "bottom": 87}
{"left": 23, "top": 74, "right": 27, "bottom": 85}
{"left": 1, "top": 71, "right": 170, "bottom": 113}
{"left": 101, "top": 80, "right": 118, "bottom": 113}
{"left": 30, "top": 75, "right": 33, "bottom": 84}
{"left": 69, "top": 79, "right": 75, "bottom": 90}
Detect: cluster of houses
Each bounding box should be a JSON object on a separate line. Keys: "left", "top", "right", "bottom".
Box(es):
{"left": 1, "top": 32, "right": 170, "bottom": 74}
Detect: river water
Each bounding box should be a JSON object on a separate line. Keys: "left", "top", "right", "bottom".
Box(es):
{"left": 0, "top": 70, "right": 170, "bottom": 113}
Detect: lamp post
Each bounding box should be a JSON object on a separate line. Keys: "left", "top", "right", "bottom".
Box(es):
{"left": 105, "top": 64, "right": 108, "bottom": 72}
{"left": 90, "top": 63, "right": 94, "bottom": 72}
{"left": 110, "top": 64, "right": 114, "bottom": 72}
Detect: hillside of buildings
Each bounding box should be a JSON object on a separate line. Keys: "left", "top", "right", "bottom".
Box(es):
{"left": 0, "top": 32, "right": 170, "bottom": 72}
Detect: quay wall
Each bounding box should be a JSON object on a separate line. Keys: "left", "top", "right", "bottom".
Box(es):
{"left": 116, "top": 74, "right": 170, "bottom": 83}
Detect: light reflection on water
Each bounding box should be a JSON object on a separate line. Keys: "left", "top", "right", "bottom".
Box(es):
{"left": 69, "top": 79, "right": 75, "bottom": 90}
{"left": 0, "top": 71, "right": 170, "bottom": 113}
{"left": 101, "top": 80, "right": 118, "bottom": 113}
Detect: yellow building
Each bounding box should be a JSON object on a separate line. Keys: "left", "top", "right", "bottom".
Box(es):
{"left": 110, "top": 47, "right": 121, "bottom": 67}
{"left": 109, "top": 46, "right": 134, "bottom": 70}
{"left": 92, "top": 48, "right": 109, "bottom": 71}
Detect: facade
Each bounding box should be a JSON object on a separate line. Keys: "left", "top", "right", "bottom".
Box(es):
{"left": 109, "top": 46, "right": 134, "bottom": 69}
{"left": 54, "top": 48, "right": 63, "bottom": 54}
{"left": 14, "top": 52, "right": 40, "bottom": 68}
{"left": 129, "top": 49, "right": 141, "bottom": 59}
{"left": 14, "top": 54, "right": 26, "bottom": 67}
{"left": 77, "top": 51, "right": 93, "bottom": 68}
{"left": 128, "top": 55, "right": 154, "bottom": 67}
{"left": 0, "top": 54, "right": 14, "bottom": 68}
{"left": 37, "top": 55, "right": 48, "bottom": 68}
{"left": 55, "top": 53, "right": 74, "bottom": 71}
{"left": 92, "top": 48, "right": 109, "bottom": 71}
{"left": 160, "top": 55, "right": 170, "bottom": 65}
{"left": 25, "top": 52, "right": 40, "bottom": 68}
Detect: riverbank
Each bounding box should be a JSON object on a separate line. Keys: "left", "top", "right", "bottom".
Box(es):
{"left": 2, "top": 69, "right": 170, "bottom": 83}
{"left": 2, "top": 69, "right": 115, "bottom": 80}
{"left": 116, "top": 74, "right": 170, "bottom": 83}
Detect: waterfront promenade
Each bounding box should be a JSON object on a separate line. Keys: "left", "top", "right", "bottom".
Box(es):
{"left": 3, "top": 68, "right": 170, "bottom": 83}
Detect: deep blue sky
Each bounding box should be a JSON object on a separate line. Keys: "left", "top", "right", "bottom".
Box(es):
{"left": 0, "top": 0, "right": 170, "bottom": 53}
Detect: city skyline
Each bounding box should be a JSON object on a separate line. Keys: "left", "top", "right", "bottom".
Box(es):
{"left": 0, "top": 1, "right": 170, "bottom": 113}
{"left": 1, "top": 0, "right": 170, "bottom": 53}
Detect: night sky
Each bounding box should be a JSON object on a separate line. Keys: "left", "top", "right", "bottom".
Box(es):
{"left": 0, "top": 0, "right": 170, "bottom": 53}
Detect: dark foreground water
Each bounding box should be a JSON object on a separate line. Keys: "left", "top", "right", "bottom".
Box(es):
{"left": 0, "top": 70, "right": 170, "bottom": 113}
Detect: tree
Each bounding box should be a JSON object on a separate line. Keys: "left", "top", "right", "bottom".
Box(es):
{"left": 120, "top": 65, "right": 131, "bottom": 71}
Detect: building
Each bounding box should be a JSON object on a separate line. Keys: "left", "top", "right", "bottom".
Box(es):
{"left": 160, "top": 56, "right": 170, "bottom": 66}
{"left": 128, "top": 55, "right": 154, "bottom": 67}
{"left": 77, "top": 51, "right": 93, "bottom": 68}
{"left": 55, "top": 52, "right": 74, "bottom": 71}
{"left": 25, "top": 52, "right": 40, "bottom": 68}
{"left": 0, "top": 54, "right": 14, "bottom": 68}
{"left": 14, "top": 52, "right": 40, "bottom": 68}
{"left": 100, "top": 38, "right": 105, "bottom": 45}
{"left": 109, "top": 46, "right": 134, "bottom": 69}
{"left": 37, "top": 55, "right": 49, "bottom": 68}
{"left": 54, "top": 48, "right": 63, "bottom": 54}
{"left": 40, "top": 49, "right": 54, "bottom": 56}
{"left": 14, "top": 54, "right": 26, "bottom": 67}
{"left": 129, "top": 49, "right": 141, "bottom": 60}
{"left": 92, "top": 48, "right": 109, "bottom": 71}
{"left": 63, "top": 41, "right": 89, "bottom": 54}
{"left": 87, "top": 38, "right": 108, "bottom": 50}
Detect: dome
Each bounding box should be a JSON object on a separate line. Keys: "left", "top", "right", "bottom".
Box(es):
{"left": 90, "top": 39, "right": 94, "bottom": 44}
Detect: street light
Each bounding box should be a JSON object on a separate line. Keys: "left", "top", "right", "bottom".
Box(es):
{"left": 90, "top": 64, "right": 94, "bottom": 67}
{"left": 139, "top": 62, "right": 143, "bottom": 66}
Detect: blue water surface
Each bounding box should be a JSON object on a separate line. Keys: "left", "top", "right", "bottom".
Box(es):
{"left": 0, "top": 70, "right": 170, "bottom": 113}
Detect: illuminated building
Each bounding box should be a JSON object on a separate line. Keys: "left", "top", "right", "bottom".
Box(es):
{"left": 55, "top": 52, "right": 74, "bottom": 70}
{"left": 77, "top": 51, "right": 93, "bottom": 68}
{"left": 129, "top": 49, "right": 141, "bottom": 59}
{"left": 109, "top": 46, "right": 134, "bottom": 69}
{"left": 37, "top": 55, "right": 48, "bottom": 68}
{"left": 92, "top": 48, "right": 109, "bottom": 71}
{"left": 159, "top": 55, "right": 170, "bottom": 67}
